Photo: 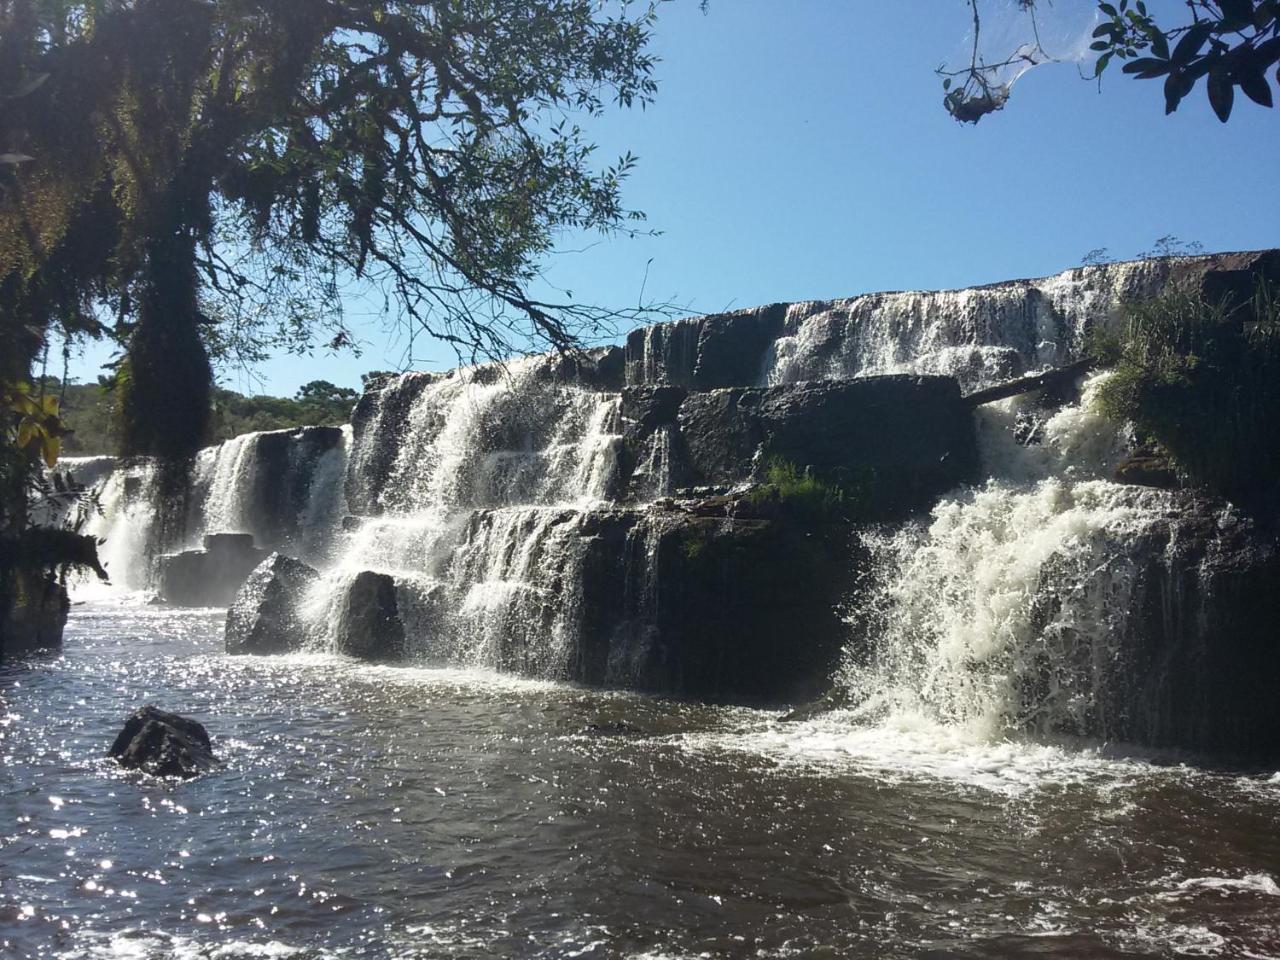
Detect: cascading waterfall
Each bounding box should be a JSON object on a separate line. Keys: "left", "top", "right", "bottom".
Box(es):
{"left": 194, "top": 432, "right": 260, "bottom": 537}
{"left": 309, "top": 358, "right": 625, "bottom": 665}
{"left": 61, "top": 424, "right": 350, "bottom": 595}
{"left": 762, "top": 258, "right": 1178, "bottom": 391}
{"left": 839, "top": 374, "right": 1177, "bottom": 743}
{"left": 50, "top": 252, "right": 1272, "bottom": 759}
{"left": 73, "top": 459, "right": 166, "bottom": 594}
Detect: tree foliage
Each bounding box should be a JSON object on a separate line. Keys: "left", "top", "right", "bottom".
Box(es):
{"left": 1091, "top": 0, "right": 1279, "bottom": 120}
{"left": 1, "top": 0, "right": 664, "bottom": 460}
{"left": 52, "top": 377, "right": 361, "bottom": 456}
{"left": 944, "top": 0, "right": 1279, "bottom": 122}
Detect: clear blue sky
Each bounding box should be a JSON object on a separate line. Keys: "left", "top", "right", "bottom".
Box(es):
{"left": 69, "top": 0, "right": 1280, "bottom": 395}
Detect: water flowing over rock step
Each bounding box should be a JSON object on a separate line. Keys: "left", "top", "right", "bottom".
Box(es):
{"left": 227, "top": 497, "right": 859, "bottom": 704}
{"left": 623, "top": 250, "right": 1279, "bottom": 394}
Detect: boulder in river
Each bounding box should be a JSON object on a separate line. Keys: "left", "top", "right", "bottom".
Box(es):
{"left": 335, "top": 571, "right": 405, "bottom": 661}
{"left": 225, "top": 553, "right": 319, "bottom": 655}
{"left": 156, "top": 533, "right": 269, "bottom": 607}
{"left": 109, "top": 706, "right": 216, "bottom": 778}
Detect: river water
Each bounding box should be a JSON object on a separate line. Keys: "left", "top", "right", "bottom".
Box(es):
{"left": 3, "top": 598, "right": 1279, "bottom": 960}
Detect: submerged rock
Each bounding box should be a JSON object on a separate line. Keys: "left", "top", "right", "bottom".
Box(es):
{"left": 109, "top": 706, "right": 216, "bottom": 778}
{"left": 335, "top": 571, "right": 405, "bottom": 661}
{"left": 781, "top": 685, "right": 854, "bottom": 723}
{"left": 225, "top": 553, "right": 318, "bottom": 655}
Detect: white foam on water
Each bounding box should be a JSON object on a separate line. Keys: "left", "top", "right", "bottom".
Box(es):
{"left": 61, "top": 930, "right": 318, "bottom": 960}
{"left": 677, "top": 709, "right": 1165, "bottom": 797}
{"left": 1159, "top": 873, "right": 1280, "bottom": 899}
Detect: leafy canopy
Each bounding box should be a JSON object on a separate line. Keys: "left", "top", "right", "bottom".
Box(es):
{"left": 2, "top": 0, "right": 665, "bottom": 457}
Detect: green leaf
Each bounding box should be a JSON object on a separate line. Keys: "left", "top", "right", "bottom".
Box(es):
{"left": 1122, "top": 57, "right": 1171, "bottom": 77}
{"left": 1207, "top": 65, "right": 1235, "bottom": 121}
{"left": 1172, "top": 23, "right": 1213, "bottom": 65}
{"left": 1238, "top": 68, "right": 1274, "bottom": 107}
{"left": 1218, "top": 0, "right": 1255, "bottom": 28}
{"left": 1164, "top": 70, "right": 1194, "bottom": 113}
{"left": 1099, "top": 2, "right": 1118, "bottom": 15}
{"left": 1149, "top": 30, "right": 1170, "bottom": 60}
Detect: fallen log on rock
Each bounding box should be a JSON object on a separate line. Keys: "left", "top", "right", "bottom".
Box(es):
{"left": 962, "top": 358, "right": 1098, "bottom": 408}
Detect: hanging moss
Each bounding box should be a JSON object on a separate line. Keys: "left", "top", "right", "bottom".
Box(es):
{"left": 116, "top": 227, "right": 212, "bottom": 461}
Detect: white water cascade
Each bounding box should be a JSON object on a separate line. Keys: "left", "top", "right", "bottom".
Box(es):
{"left": 305, "top": 357, "right": 625, "bottom": 664}
{"left": 839, "top": 374, "right": 1180, "bottom": 743}
{"left": 762, "top": 259, "right": 1180, "bottom": 391}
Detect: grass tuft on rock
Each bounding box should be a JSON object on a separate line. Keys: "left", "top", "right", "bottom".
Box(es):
{"left": 1091, "top": 281, "right": 1280, "bottom": 513}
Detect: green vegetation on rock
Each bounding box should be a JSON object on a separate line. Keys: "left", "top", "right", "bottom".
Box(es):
{"left": 1092, "top": 282, "right": 1280, "bottom": 511}
{"left": 746, "top": 456, "right": 872, "bottom": 523}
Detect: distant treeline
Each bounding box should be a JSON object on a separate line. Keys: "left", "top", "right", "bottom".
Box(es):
{"left": 55, "top": 378, "right": 363, "bottom": 457}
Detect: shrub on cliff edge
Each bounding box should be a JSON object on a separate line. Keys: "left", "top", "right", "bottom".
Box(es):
{"left": 1092, "top": 282, "right": 1280, "bottom": 514}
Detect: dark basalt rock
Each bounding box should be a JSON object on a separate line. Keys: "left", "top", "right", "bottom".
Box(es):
{"left": 756, "top": 376, "right": 978, "bottom": 511}
{"left": 109, "top": 706, "right": 216, "bottom": 778}
{"left": 335, "top": 571, "right": 405, "bottom": 661}
{"left": 623, "top": 304, "right": 787, "bottom": 390}
{"left": 244, "top": 427, "right": 346, "bottom": 549}
{"left": 225, "top": 553, "right": 319, "bottom": 655}
{"left": 1105, "top": 498, "right": 1280, "bottom": 764}
{"left": 677, "top": 388, "right": 765, "bottom": 485}
{"left": 536, "top": 346, "right": 626, "bottom": 391}
{"left": 157, "top": 533, "right": 269, "bottom": 607}
{"left": 568, "top": 500, "right": 862, "bottom": 705}
{"left": 620, "top": 385, "right": 688, "bottom": 432}
{"left": 0, "top": 571, "right": 69, "bottom": 660}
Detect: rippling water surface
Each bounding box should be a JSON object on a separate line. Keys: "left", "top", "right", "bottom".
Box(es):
{"left": 3, "top": 600, "right": 1279, "bottom": 959}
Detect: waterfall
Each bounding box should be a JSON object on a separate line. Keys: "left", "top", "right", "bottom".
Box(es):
{"left": 763, "top": 258, "right": 1178, "bottom": 391}
{"left": 194, "top": 432, "right": 259, "bottom": 537}
{"left": 838, "top": 374, "right": 1181, "bottom": 744}
{"left": 50, "top": 251, "right": 1276, "bottom": 761}
{"left": 59, "top": 425, "right": 349, "bottom": 597}
{"left": 77, "top": 460, "right": 166, "bottom": 594}
{"left": 312, "top": 358, "right": 625, "bottom": 666}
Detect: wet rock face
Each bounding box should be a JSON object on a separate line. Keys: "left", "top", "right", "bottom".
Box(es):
{"left": 0, "top": 572, "right": 69, "bottom": 660}
{"left": 565, "top": 499, "right": 861, "bottom": 704}
{"left": 624, "top": 304, "right": 786, "bottom": 389}
{"left": 756, "top": 376, "right": 978, "bottom": 510}
{"left": 1114, "top": 455, "right": 1180, "bottom": 490}
{"left": 621, "top": 376, "right": 978, "bottom": 516}
{"left": 245, "top": 426, "right": 346, "bottom": 550}
{"left": 109, "top": 706, "right": 216, "bottom": 778}
{"left": 1114, "top": 500, "right": 1280, "bottom": 764}
{"left": 335, "top": 571, "right": 405, "bottom": 661}
{"left": 156, "top": 534, "right": 269, "bottom": 607}
{"left": 225, "top": 553, "right": 319, "bottom": 655}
